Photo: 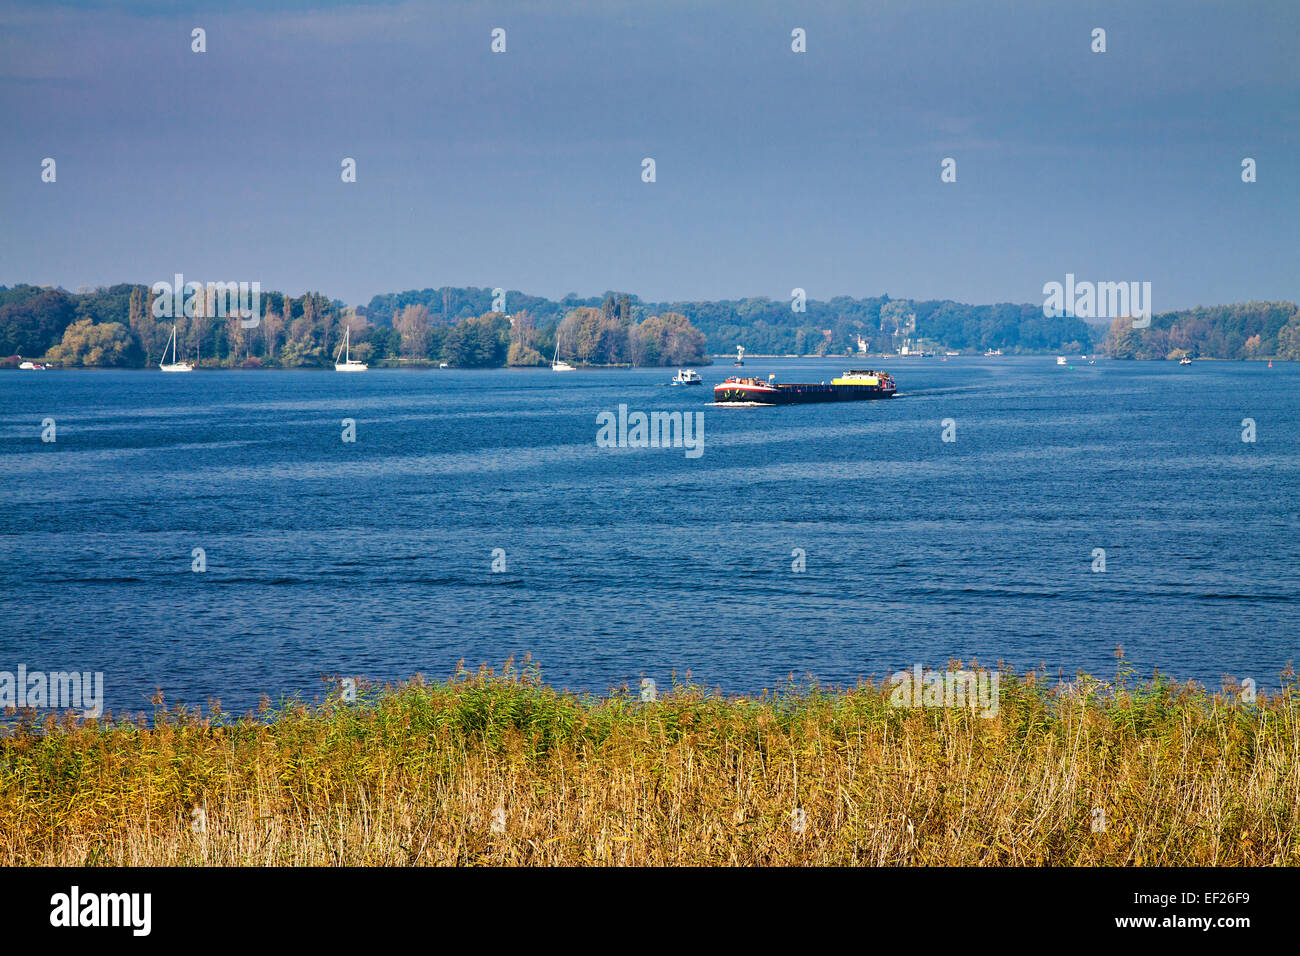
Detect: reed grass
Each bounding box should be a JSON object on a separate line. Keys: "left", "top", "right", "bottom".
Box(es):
{"left": 1, "top": 659, "right": 1296, "bottom": 866}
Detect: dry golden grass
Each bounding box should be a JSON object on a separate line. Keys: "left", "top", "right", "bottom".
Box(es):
{"left": 1, "top": 660, "right": 1296, "bottom": 866}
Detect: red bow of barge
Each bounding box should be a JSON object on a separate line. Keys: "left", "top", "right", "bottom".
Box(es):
{"left": 713, "top": 369, "right": 897, "bottom": 405}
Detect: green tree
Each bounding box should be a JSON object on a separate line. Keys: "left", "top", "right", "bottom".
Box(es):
{"left": 45, "top": 319, "right": 142, "bottom": 367}
{"left": 394, "top": 304, "right": 432, "bottom": 360}
{"left": 507, "top": 310, "right": 546, "bottom": 365}
{"left": 442, "top": 313, "right": 510, "bottom": 367}
{"left": 630, "top": 312, "right": 707, "bottom": 366}
{"left": 0, "top": 287, "right": 77, "bottom": 357}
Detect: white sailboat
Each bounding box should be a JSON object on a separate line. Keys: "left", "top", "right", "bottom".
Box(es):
{"left": 159, "top": 325, "right": 194, "bottom": 372}
{"left": 334, "top": 325, "right": 368, "bottom": 371}
{"left": 552, "top": 335, "right": 574, "bottom": 372}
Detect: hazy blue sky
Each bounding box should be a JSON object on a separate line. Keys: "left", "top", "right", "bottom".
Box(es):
{"left": 2, "top": 0, "right": 1296, "bottom": 309}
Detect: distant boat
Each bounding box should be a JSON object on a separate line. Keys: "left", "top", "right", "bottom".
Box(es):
{"left": 18, "top": 359, "right": 44, "bottom": 370}
{"left": 552, "top": 338, "right": 575, "bottom": 372}
{"left": 334, "top": 326, "right": 368, "bottom": 371}
{"left": 439, "top": 361, "right": 450, "bottom": 369}
{"left": 715, "top": 368, "right": 896, "bottom": 404}
{"left": 734, "top": 346, "right": 745, "bottom": 367}
{"left": 984, "top": 348, "right": 1002, "bottom": 357}
{"left": 159, "top": 325, "right": 194, "bottom": 372}
{"left": 1056, "top": 356, "right": 1068, "bottom": 366}
{"left": 1179, "top": 355, "right": 1192, "bottom": 366}
{"left": 944, "top": 351, "right": 960, "bottom": 357}
{"left": 671, "top": 368, "right": 702, "bottom": 386}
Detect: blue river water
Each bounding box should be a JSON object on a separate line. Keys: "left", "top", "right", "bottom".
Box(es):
{"left": 1, "top": 357, "right": 1297, "bottom": 716}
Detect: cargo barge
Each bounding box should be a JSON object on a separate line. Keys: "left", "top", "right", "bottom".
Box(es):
{"left": 713, "top": 369, "right": 896, "bottom": 405}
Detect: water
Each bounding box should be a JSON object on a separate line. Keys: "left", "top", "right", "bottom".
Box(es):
{"left": 1, "top": 357, "right": 1297, "bottom": 715}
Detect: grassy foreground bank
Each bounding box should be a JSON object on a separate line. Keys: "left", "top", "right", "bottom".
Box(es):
{"left": 1, "top": 663, "right": 1296, "bottom": 866}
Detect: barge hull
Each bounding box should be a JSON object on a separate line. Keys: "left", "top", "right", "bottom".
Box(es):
{"left": 712, "top": 383, "right": 895, "bottom": 405}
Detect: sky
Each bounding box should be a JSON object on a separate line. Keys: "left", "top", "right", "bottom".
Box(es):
{"left": 1, "top": 0, "right": 1296, "bottom": 310}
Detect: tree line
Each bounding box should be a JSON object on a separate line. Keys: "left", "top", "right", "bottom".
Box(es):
{"left": 0, "top": 285, "right": 708, "bottom": 369}
{"left": 1102, "top": 302, "right": 1300, "bottom": 360}
{"left": 360, "top": 287, "right": 1102, "bottom": 357}
{"left": 4, "top": 282, "right": 1296, "bottom": 368}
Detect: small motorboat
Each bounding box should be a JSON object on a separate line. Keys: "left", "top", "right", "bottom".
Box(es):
{"left": 670, "top": 369, "right": 702, "bottom": 386}
{"left": 1179, "top": 356, "right": 1192, "bottom": 366}
{"left": 18, "top": 360, "right": 44, "bottom": 370}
